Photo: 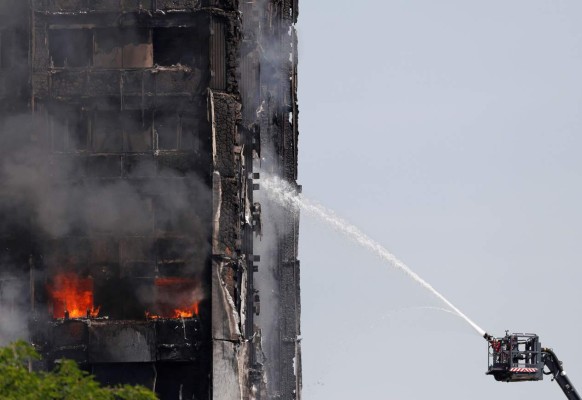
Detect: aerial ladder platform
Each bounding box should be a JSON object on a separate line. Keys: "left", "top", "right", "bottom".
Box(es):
{"left": 484, "top": 331, "right": 580, "bottom": 400}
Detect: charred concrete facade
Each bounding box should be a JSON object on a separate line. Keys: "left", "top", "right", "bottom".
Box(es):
{"left": 0, "top": 1, "right": 299, "bottom": 399}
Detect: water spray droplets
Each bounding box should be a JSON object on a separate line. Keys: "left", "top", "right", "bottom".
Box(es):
{"left": 263, "top": 177, "right": 487, "bottom": 338}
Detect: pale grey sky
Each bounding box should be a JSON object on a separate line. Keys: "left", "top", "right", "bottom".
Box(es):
{"left": 297, "top": 1, "right": 582, "bottom": 399}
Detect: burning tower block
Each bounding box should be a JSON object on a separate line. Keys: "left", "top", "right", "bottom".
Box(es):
{"left": 0, "top": 1, "right": 300, "bottom": 399}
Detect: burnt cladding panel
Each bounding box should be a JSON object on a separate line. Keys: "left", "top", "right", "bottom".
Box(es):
{"left": 49, "top": 320, "right": 89, "bottom": 364}
{"left": 156, "top": 318, "right": 201, "bottom": 361}
{"left": 88, "top": 322, "right": 156, "bottom": 363}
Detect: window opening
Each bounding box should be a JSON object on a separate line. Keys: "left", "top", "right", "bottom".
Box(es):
{"left": 93, "top": 112, "right": 123, "bottom": 152}
{"left": 155, "top": 111, "right": 179, "bottom": 150}
{"left": 153, "top": 28, "right": 200, "bottom": 67}
{"left": 123, "top": 111, "right": 152, "bottom": 152}
{"left": 51, "top": 107, "right": 89, "bottom": 152}
{"left": 49, "top": 29, "right": 93, "bottom": 68}
{"left": 179, "top": 115, "right": 200, "bottom": 151}
{"left": 0, "top": 31, "right": 8, "bottom": 69}
{"left": 95, "top": 29, "right": 153, "bottom": 69}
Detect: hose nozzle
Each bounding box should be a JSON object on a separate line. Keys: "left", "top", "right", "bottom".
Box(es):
{"left": 483, "top": 332, "right": 493, "bottom": 342}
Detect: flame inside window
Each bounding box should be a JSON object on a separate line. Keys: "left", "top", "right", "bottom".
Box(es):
{"left": 48, "top": 273, "right": 100, "bottom": 319}
{"left": 146, "top": 277, "right": 201, "bottom": 319}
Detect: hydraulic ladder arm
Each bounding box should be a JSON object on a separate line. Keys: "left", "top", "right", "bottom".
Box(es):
{"left": 542, "top": 348, "right": 581, "bottom": 400}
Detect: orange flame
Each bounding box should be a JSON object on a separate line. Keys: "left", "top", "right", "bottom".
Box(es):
{"left": 48, "top": 273, "right": 100, "bottom": 319}
{"left": 145, "top": 311, "right": 161, "bottom": 320}
{"left": 145, "top": 277, "right": 200, "bottom": 319}
{"left": 171, "top": 302, "right": 200, "bottom": 319}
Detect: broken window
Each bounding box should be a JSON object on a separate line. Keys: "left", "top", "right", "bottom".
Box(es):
{"left": 121, "top": 237, "right": 153, "bottom": 263}
{"left": 179, "top": 115, "right": 200, "bottom": 151}
{"left": 0, "top": 30, "right": 9, "bottom": 69}
{"left": 154, "top": 113, "right": 203, "bottom": 152}
{"left": 69, "top": 111, "right": 89, "bottom": 151}
{"left": 94, "top": 29, "right": 153, "bottom": 69}
{"left": 86, "top": 155, "right": 121, "bottom": 178}
{"left": 94, "top": 30, "right": 122, "bottom": 68}
{"left": 123, "top": 111, "right": 152, "bottom": 152}
{"left": 122, "top": 29, "right": 153, "bottom": 68}
{"left": 93, "top": 112, "right": 123, "bottom": 152}
{"left": 49, "top": 29, "right": 93, "bottom": 68}
{"left": 94, "top": 111, "right": 152, "bottom": 153}
{"left": 51, "top": 106, "right": 89, "bottom": 152}
{"left": 90, "top": 238, "right": 120, "bottom": 265}
{"left": 153, "top": 28, "right": 200, "bottom": 66}
{"left": 155, "top": 111, "right": 179, "bottom": 150}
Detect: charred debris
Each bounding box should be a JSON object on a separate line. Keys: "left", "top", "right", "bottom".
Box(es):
{"left": 0, "top": 1, "right": 299, "bottom": 399}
